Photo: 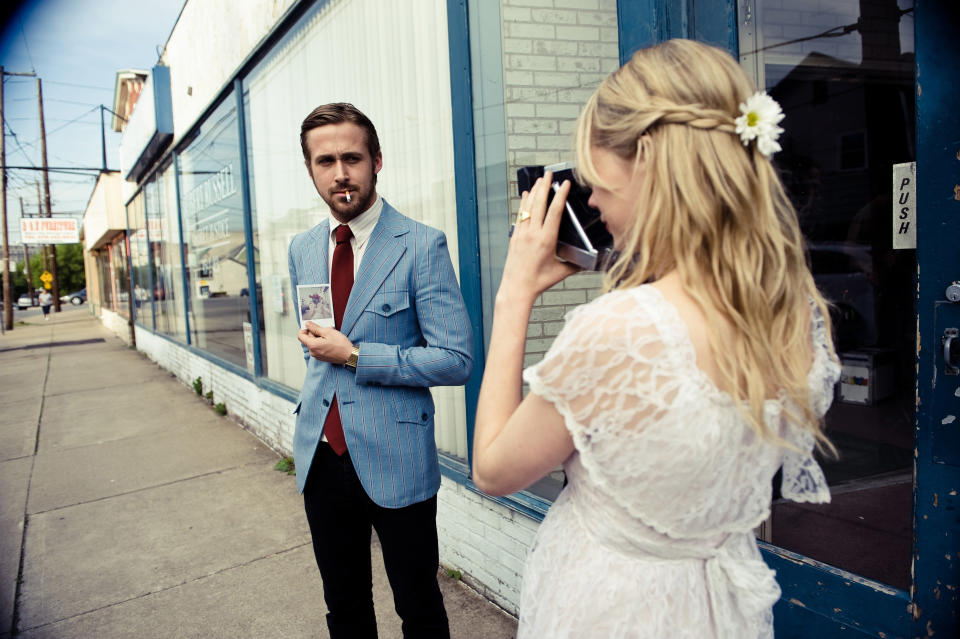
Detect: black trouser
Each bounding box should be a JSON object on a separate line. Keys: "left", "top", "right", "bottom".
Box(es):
{"left": 303, "top": 442, "right": 449, "bottom": 639}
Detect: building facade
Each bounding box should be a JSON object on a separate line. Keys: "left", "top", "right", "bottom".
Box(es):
{"left": 81, "top": 1, "right": 958, "bottom": 635}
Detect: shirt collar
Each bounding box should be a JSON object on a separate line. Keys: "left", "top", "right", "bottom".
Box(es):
{"left": 330, "top": 194, "right": 382, "bottom": 249}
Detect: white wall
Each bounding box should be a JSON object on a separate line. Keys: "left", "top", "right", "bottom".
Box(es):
{"left": 162, "top": 0, "right": 298, "bottom": 139}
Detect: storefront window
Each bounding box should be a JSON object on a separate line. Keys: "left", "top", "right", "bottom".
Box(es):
{"left": 467, "top": 0, "right": 620, "bottom": 499}
{"left": 98, "top": 248, "right": 114, "bottom": 311}
{"left": 127, "top": 191, "right": 153, "bottom": 328}
{"left": 740, "top": 0, "right": 915, "bottom": 589}
{"left": 111, "top": 235, "right": 130, "bottom": 319}
{"left": 177, "top": 91, "right": 253, "bottom": 370}
{"left": 243, "top": 0, "right": 467, "bottom": 458}
{"left": 146, "top": 164, "right": 188, "bottom": 340}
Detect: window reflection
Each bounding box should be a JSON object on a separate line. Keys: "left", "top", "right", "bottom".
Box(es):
{"left": 177, "top": 94, "right": 254, "bottom": 370}
{"left": 741, "top": 0, "right": 915, "bottom": 589}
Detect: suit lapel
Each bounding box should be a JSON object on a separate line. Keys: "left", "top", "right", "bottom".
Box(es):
{"left": 308, "top": 221, "right": 330, "bottom": 284}
{"left": 341, "top": 203, "right": 408, "bottom": 336}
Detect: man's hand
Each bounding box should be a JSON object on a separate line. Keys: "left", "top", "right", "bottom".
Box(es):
{"left": 298, "top": 322, "right": 353, "bottom": 364}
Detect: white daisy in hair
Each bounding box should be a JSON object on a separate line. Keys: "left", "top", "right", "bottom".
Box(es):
{"left": 735, "top": 91, "right": 785, "bottom": 157}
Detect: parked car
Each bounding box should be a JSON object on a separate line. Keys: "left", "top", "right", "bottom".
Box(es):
{"left": 17, "top": 293, "right": 38, "bottom": 310}
{"left": 60, "top": 288, "right": 87, "bottom": 305}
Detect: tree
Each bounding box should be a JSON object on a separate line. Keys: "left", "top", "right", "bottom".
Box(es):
{"left": 11, "top": 243, "right": 85, "bottom": 297}
{"left": 55, "top": 243, "right": 85, "bottom": 293}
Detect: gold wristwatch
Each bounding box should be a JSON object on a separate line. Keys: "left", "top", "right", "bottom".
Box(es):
{"left": 344, "top": 345, "right": 360, "bottom": 370}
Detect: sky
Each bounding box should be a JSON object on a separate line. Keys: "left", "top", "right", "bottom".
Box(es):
{"left": 0, "top": 0, "right": 185, "bottom": 243}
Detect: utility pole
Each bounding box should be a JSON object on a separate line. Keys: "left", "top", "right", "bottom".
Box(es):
{"left": 36, "top": 77, "right": 60, "bottom": 312}
{"left": 100, "top": 105, "right": 107, "bottom": 172}
{"left": 1, "top": 67, "right": 36, "bottom": 330}
{"left": 2, "top": 65, "right": 11, "bottom": 331}
{"left": 35, "top": 182, "right": 46, "bottom": 272}
{"left": 20, "top": 197, "right": 32, "bottom": 304}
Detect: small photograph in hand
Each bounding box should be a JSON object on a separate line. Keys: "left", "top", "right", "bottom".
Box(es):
{"left": 296, "top": 284, "right": 334, "bottom": 329}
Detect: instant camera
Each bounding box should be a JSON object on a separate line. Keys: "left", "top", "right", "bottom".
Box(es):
{"left": 516, "top": 162, "right": 614, "bottom": 271}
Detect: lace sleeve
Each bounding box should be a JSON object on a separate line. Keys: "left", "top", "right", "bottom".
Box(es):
{"left": 523, "top": 290, "right": 671, "bottom": 451}
{"left": 780, "top": 302, "right": 842, "bottom": 504}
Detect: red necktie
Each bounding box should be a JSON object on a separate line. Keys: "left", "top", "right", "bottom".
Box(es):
{"left": 322, "top": 224, "right": 354, "bottom": 455}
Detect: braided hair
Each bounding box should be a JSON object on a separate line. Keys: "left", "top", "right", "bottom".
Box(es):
{"left": 575, "top": 39, "right": 835, "bottom": 451}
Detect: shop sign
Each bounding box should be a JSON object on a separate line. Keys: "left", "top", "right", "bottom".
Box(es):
{"left": 21, "top": 218, "right": 80, "bottom": 244}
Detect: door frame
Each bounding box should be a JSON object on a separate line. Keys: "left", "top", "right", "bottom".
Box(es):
{"left": 616, "top": 0, "right": 959, "bottom": 635}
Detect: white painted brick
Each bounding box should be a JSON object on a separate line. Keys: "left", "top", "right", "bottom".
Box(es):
{"left": 578, "top": 9, "right": 618, "bottom": 26}
{"left": 534, "top": 103, "right": 581, "bottom": 118}
{"left": 502, "top": 38, "right": 533, "bottom": 54}
{"left": 536, "top": 134, "right": 573, "bottom": 150}
{"left": 532, "top": 39, "right": 578, "bottom": 56}
{"left": 557, "top": 56, "right": 601, "bottom": 72}
{"left": 578, "top": 41, "right": 619, "bottom": 57}
{"left": 507, "top": 54, "right": 558, "bottom": 71}
{"left": 533, "top": 72, "right": 579, "bottom": 87}
{"left": 513, "top": 118, "right": 559, "bottom": 134}
{"left": 502, "top": 6, "right": 533, "bottom": 22}
{"left": 504, "top": 69, "right": 534, "bottom": 85}
{"left": 556, "top": 25, "right": 599, "bottom": 40}
{"left": 504, "top": 22, "right": 555, "bottom": 39}
{"left": 505, "top": 0, "right": 554, "bottom": 7}
{"left": 541, "top": 289, "right": 587, "bottom": 305}
{"left": 544, "top": 321, "right": 565, "bottom": 337}
{"left": 531, "top": 9, "right": 578, "bottom": 24}
{"left": 506, "top": 102, "right": 536, "bottom": 118}
{"left": 555, "top": 0, "right": 598, "bottom": 8}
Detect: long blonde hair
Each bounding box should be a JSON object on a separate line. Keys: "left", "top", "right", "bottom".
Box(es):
{"left": 575, "top": 39, "right": 835, "bottom": 449}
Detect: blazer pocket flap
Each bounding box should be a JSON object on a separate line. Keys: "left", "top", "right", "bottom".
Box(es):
{"left": 398, "top": 402, "right": 435, "bottom": 425}
{"left": 370, "top": 291, "right": 410, "bottom": 318}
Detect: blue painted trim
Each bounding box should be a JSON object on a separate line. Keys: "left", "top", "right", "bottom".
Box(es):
{"left": 912, "top": 1, "right": 960, "bottom": 634}
{"left": 142, "top": 326, "right": 301, "bottom": 404}
{"left": 690, "top": 0, "right": 738, "bottom": 55}
{"left": 151, "top": 65, "right": 173, "bottom": 135}
{"left": 446, "top": 0, "right": 485, "bottom": 474}
{"left": 143, "top": 190, "right": 158, "bottom": 331}
{"left": 233, "top": 78, "right": 263, "bottom": 378}
{"left": 172, "top": 153, "right": 192, "bottom": 344}
{"left": 760, "top": 543, "right": 910, "bottom": 637}
{"left": 618, "top": 0, "right": 659, "bottom": 63}
{"left": 617, "top": 0, "right": 738, "bottom": 64}
{"left": 439, "top": 455, "right": 550, "bottom": 521}
{"left": 126, "top": 66, "right": 174, "bottom": 183}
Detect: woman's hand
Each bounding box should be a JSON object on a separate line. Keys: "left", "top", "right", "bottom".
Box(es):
{"left": 499, "top": 171, "right": 580, "bottom": 306}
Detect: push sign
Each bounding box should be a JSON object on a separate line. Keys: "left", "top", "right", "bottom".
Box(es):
{"left": 893, "top": 162, "right": 916, "bottom": 250}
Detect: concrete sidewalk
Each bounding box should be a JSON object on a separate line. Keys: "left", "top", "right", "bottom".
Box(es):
{"left": 0, "top": 307, "right": 518, "bottom": 638}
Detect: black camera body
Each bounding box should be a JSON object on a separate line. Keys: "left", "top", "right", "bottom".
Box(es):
{"left": 516, "top": 163, "right": 614, "bottom": 271}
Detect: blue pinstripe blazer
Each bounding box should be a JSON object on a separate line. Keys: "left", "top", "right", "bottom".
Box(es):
{"left": 288, "top": 200, "right": 474, "bottom": 507}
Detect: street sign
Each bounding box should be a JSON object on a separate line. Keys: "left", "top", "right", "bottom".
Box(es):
{"left": 40, "top": 271, "right": 52, "bottom": 283}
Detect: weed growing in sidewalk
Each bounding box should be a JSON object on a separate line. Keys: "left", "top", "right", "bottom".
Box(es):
{"left": 214, "top": 402, "right": 226, "bottom": 416}
{"left": 192, "top": 376, "right": 203, "bottom": 396}
{"left": 274, "top": 456, "right": 296, "bottom": 475}
{"left": 444, "top": 568, "right": 462, "bottom": 581}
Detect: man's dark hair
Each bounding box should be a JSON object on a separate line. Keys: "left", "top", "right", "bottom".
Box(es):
{"left": 300, "top": 102, "right": 381, "bottom": 162}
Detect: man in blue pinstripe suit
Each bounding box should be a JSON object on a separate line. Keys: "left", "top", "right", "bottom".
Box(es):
{"left": 289, "top": 103, "right": 474, "bottom": 639}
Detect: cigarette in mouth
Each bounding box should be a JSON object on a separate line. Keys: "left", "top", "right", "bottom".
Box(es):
{"left": 345, "top": 191, "right": 351, "bottom": 203}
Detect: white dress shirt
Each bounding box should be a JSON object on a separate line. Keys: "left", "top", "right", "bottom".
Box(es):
{"left": 327, "top": 194, "right": 383, "bottom": 277}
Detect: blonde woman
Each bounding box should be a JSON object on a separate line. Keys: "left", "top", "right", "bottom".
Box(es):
{"left": 473, "top": 39, "right": 840, "bottom": 638}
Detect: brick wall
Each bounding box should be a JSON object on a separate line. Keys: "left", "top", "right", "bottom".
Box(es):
{"left": 501, "top": 0, "right": 618, "bottom": 367}
{"left": 437, "top": 480, "right": 540, "bottom": 615}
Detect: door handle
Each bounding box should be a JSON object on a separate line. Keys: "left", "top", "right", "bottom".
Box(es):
{"left": 943, "top": 328, "right": 960, "bottom": 375}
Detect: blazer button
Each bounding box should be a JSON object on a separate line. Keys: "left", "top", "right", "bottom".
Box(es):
{"left": 421, "top": 412, "right": 428, "bottom": 421}
{"left": 322, "top": 399, "right": 329, "bottom": 407}
{"left": 382, "top": 303, "right": 391, "bottom": 312}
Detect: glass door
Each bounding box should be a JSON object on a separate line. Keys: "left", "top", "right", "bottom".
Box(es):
{"left": 740, "top": 0, "right": 916, "bottom": 591}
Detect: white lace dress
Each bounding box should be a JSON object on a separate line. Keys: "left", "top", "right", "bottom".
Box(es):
{"left": 519, "top": 285, "right": 840, "bottom": 639}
